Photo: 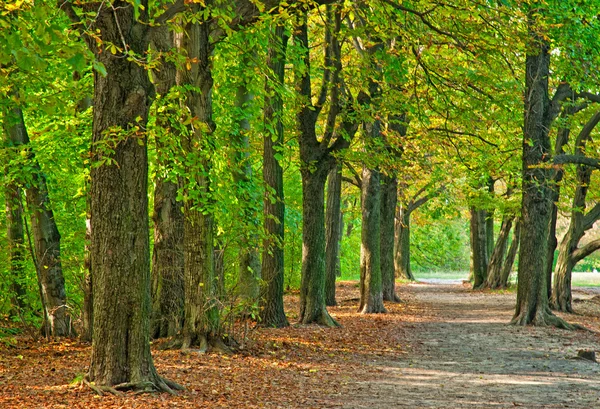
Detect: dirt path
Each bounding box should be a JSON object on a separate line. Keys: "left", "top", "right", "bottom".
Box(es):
{"left": 339, "top": 283, "right": 600, "bottom": 409}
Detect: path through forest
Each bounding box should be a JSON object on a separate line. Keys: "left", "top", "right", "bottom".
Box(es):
{"left": 336, "top": 283, "right": 600, "bottom": 409}
{"left": 2, "top": 282, "right": 600, "bottom": 408}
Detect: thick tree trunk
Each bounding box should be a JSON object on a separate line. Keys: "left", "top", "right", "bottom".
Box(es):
{"left": 512, "top": 13, "right": 570, "bottom": 328}
{"left": 470, "top": 207, "right": 489, "bottom": 289}
{"left": 151, "top": 179, "right": 184, "bottom": 339}
{"left": 259, "top": 25, "right": 289, "bottom": 328}
{"left": 485, "top": 216, "right": 513, "bottom": 289}
{"left": 84, "top": 4, "right": 179, "bottom": 392}
{"left": 381, "top": 173, "right": 400, "bottom": 302}
{"left": 178, "top": 18, "right": 222, "bottom": 350}
{"left": 359, "top": 166, "right": 386, "bottom": 314}
{"left": 551, "top": 233, "right": 576, "bottom": 313}
{"left": 233, "top": 80, "right": 261, "bottom": 303}
{"left": 500, "top": 219, "right": 520, "bottom": 288}
{"left": 3, "top": 104, "right": 71, "bottom": 337}
{"left": 150, "top": 25, "right": 184, "bottom": 339}
{"left": 394, "top": 205, "right": 414, "bottom": 280}
{"left": 5, "top": 185, "right": 27, "bottom": 313}
{"left": 325, "top": 163, "right": 343, "bottom": 307}
{"left": 299, "top": 167, "right": 339, "bottom": 326}
{"left": 295, "top": 12, "right": 348, "bottom": 327}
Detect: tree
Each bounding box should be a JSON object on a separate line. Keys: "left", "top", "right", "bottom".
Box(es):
{"left": 551, "top": 111, "right": 600, "bottom": 313}
{"left": 2, "top": 102, "right": 71, "bottom": 336}
{"left": 325, "top": 163, "right": 343, "bottom": 307}
{"left": 295, "top": 7, "right": 352, "bottom": 326}
{"left": 260, "top": 24, "right": 289, "bottom": 328}
{"left": 512, "top": 8, "right": 570, "bottom": 327}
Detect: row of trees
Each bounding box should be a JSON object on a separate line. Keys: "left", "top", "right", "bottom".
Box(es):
{"left": 1, "top": 0, "right": 600, "bottom": 394}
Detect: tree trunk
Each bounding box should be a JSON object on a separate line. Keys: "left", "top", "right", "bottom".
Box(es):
{"left": 470, "top": 207, "right": 489, "bottom": 289}
{"left": 82, "top": 211, "right": 93, "bottom": 342}
{"left": 381, "top": 173, "right": 400, "bottom": 302}
{"left": 295, "top": 11, "right": 348, "bottom": 327}
{"left": 3, "top": 103, "right": 71, "bottom": 337}
{"left": 5, "top": 185, "right": 27, "bottom": 313}
{"left": 233, "top": 78, "right": 261, "bottom": 303}
{"left": 150, "top": 25, "right": 184, "bottom": 339}
{"left": 485, "top": 216, "right": 513, "bottom": 289}
{"left": 551, "top": 232, "right": 576, "bottom": 313}
{"left": 299, "top": 167, "right": 339, "bottom": 326}
{"left": 512, "top": 11, "right": 570, "bottom": 328}
{"left": 82, "top": 4, "right": 179, "bottom": 391}
{"left": 325, "top": 163, "right": 342, "bottom": 307}
{"left": 358, "top": 165, "right": 386, "bottom": 314}
{"left": 550, "top": 112, "right": 600, "bottom": 312}
{"left": 259, "top": 25, "right": 289, "bottom": 328}
{"left": 500, "top": 219, "right": 520, "bottom": 288}
{"left": 151, "top": 179, "right": 184, "bottom": 338}
{"left": 178, "top": 17, "right": 221, "bottom": 351}
{"left": 394, "top": 205, "right": 414, "bottom": 280}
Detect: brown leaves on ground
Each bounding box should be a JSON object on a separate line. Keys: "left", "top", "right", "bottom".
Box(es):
{"left": 1, "top": 282, "right": 600, "bottom": 408}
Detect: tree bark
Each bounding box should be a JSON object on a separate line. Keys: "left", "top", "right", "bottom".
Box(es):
{"left": 485, "top": 216, "right": 513, "bottom": 289}
{"left": 3, "top": 103, "right": 71, "bottom": 337}
{"left": 5, "top": 184, "right": 27, "bottom": 313}
{"left": 359, "top": 165, "right": 386, "bottom": 314}
{"left": 325, "top": 163, "right": 343, "bottom": 307}
{"left": 550, "top": 111, "right": 600, "bottom": 312}
{"left": 233, "top": 76, "right": 261, "bottom": 303}
{"left": 381, "top": 173, "right": 400, "bottom": 302}
{"left": 259, "top": 25, "right": 289, "bottom": 328}
{"left": 177, "top": 16, "right": 221, "bottom": 351}
{"left": 512, "top": 10, "right": 572, "bottom": 328}
{"left": 394, "top": 205, "right": 414, "bottom": 280}
{"left": 150, "top": 25, "right": 184, "bottom": 339}
{"left": 470, "top": 207, "right": 489, "bottom": 289}
{"left": 295, "top": 9, "right": 350, "bottom": 327}
{"left": 500, "top": 219, "right": 520, "bottom": 288}
{"left": 70, "top": 2, "right": 180, "bottom": 391}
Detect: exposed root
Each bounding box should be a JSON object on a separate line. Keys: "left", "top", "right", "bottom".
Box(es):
{"left": 209, "top": 336, "right": 233, "bottom": 355}
{"left": 317, "top": 309, "right": 341, "bottom": 328}
{"left": 511, "top": 307, "right": 589, "bottom": 331}
{"left": 383, "top": 293, "right": 402, "bottom": 303}
{"left": 83, "top": 379, "right": 124, "bottom": 397}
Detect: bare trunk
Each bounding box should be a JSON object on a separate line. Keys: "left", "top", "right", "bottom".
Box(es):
{"left": 394, "top": 205, "right": 414, "bottom": 280}
{"left": 381, "top": 173, "right": 400, "bottom": 302}
{"left": 470, "top": 207, "right": 489, "bottom": 289}
{"left": 5, "top": 185, "right": 27, "bottom": 313}
{"left": 3, "top": 103, "right": 71, "bottom": 336}
{"left": 299, "top": 167, "right": 339, "bottom": 326}
{"left": 500, "top": 220, "right": 520, "bottom": 288}
{"left": 359, "top": 165, "right": 386, "bottom": 314}
{"left": 325, "top": 163, "right": 342, "bottom": 307}
{"left": 178, "top": 17, "right": 221, "bottom": 350}
{"left": 233, "top": 78, "right": 261, "bottom": 302}
{"left": 259, "top": 25, "right": 289, "bottom": 328}
{"left": 485, "top": 216, "right": 514, "bottom": 289}
{"left": 150, "top": 25, "right": 184, "bottom": 339}
{"left": 512, "top": 12, "right": 568, "bottom": 328}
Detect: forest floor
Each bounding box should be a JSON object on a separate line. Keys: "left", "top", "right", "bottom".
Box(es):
{"left": 1, "top": 281, "right": 600, "bottom": 408}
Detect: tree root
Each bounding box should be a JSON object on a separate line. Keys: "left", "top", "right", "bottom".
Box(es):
{"left": 84, "top": 375, "right": 183, "bottom": 396}
{"left": 511, "top": 307, "right": 589, "bottom": 331}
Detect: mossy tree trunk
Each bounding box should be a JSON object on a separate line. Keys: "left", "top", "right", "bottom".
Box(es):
{"left": 3, "top": 102, "right": 71, "bottom": 337}
{"left": 551, "top": 111, "right": 600, "bottom": 313}
{"left": 295, "top": 9, "right": 352, "bottom": 326}
{"left": 325, "top": 163, "right": 343, "bottom": 307}
{"left": 259, "top": 25, "right": 289, "bottom": 328}
{"left": 485, "top": 216, "right": 514, "bottom": 289}
{"left": 150, "top": 26, "right": 184, "bottom": 339}
{"left": 381, "top": 173, "right": 400, "bottom": 302}
{"left": 512, "top": 9, "right": 575, "bottom": 328}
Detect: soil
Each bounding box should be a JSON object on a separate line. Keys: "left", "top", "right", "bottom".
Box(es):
{"left": 1, "top": 281, "right": 600, "bottom": 408}
{"left": 338, "top": 282, "right": 600, "bottom": 409}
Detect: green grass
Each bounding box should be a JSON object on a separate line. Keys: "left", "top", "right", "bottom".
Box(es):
{"left": 571, "top": 272, "right": 600, "bottom": 287}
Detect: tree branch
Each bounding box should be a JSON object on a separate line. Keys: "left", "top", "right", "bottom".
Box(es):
{"left": 153, "top": 0, "right": 186, "bottom": 26}
{"left": 553, "top": 154, "right": 600, "bottom": 170}
{"left": 572, "top": 238, "right": 600, "bottom": 263}
{"left": 583, "top": 202, "right": 600, "bottom": 231}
